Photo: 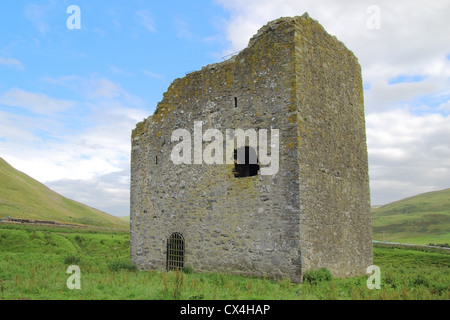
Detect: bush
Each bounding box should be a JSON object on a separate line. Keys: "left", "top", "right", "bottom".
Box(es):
{"left": 74, "top": 235, "right": 83, "bottom": 244}
{"left": 409, "top": 274, "right": 430, "bottom": 288}
{"left": 279, "top": 277, "right": 292, "bottom": 289}
{"left": 64, "top": 254, "right": 81, "bottom": 265}
{"left": 384, "top": 270, "right": 398, "bottom": 289}
{"left": 108, "top": 260, "right": 138, "bottom": 272}
{"left": 182, "top": 265, "right": 194, "bottom": 274}
{"left": 303, "top": 268, "right": 333, "bottom": 285}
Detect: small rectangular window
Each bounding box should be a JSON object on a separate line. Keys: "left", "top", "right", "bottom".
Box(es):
{"left": 233, "top": 147, "right": 259, "bottom": 178}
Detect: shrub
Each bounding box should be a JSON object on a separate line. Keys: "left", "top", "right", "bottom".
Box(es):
{"left": 64, "top": 254, "right": 81, "bottom": 265}
{"left": 303, "top": 268, "right": 333, "bottom": 285}
{"left": 108, "top": 260, "right": 138, "bottom": 272}
{"left": 384, "top": 270, "right": 398, "bottom": 289}
{"left": 74, "top": 235, "right": 83, "bottom": 244}
{"left": 279, "top": 277, "right": 292, "bottom": 289}
{"left": 409, "top": 274, "right": 430, "bottom": 288}
{"left": 182, "top": 265, "right": 194, "bottom": 274}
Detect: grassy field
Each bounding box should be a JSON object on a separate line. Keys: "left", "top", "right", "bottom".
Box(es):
{"left": 372, "top": 188, "right": 450, "bottom": 246}
{"left": 0, "top": 223, "right": 448, "bottom": 300}
{"left": 0, "top": 157, "right": 128, "bottom": 230}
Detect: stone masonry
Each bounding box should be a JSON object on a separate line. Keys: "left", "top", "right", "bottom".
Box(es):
{"left": 130, "top": 13, "right": 372, "bottom": 282}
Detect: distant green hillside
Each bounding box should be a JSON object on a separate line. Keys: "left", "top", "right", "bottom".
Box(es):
{"left": 0, "top": 157, "right": 128, "bottom": 230}
{"left": 120, "top": 216, "right": 130, "bottom": 222}
{"left": 372, "top": 188, "right": 450, "bottom": 245}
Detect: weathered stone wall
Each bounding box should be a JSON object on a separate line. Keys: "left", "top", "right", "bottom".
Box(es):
{"left": 292, "top": 17, "right": 373, "bottom": 277}
{"left": 130, "top": 13, "right": 372, "bottom": 282}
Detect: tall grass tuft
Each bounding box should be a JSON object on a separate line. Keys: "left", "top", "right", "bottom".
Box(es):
{"left": 172, "top": 269, "right": 185, "bottom": 300}
{"left": 108, "top": 260, "right": 137, "bottom": 272}
{"left": 182, "top": 265, "right": 194, "bottom": 274}
{"left": 303, "top": 268, "right": 333, "bottom": 285}
{"left": 64, "top": 254, "right": 81, "bottom": 265}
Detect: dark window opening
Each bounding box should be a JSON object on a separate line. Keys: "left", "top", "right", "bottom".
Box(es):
{"left": 233, "top": 146, "right": 260, "bottom": 178}
{"left": 234, "top": 97, "right": 238, "bottom": 108}
{"left": 166, "top": 233, "right": 185, "bottom": 271}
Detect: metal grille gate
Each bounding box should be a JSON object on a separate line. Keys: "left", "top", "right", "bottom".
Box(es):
{"left": 166, "top": 233, "right": 184, "bottom": 271}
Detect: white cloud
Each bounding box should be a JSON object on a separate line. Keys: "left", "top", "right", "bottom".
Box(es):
{"left": 1, "top": 109, "right": 135, "bottom": 215}
{"left": 438, "top": 101, "right": 450, "bottom": 113}
{"left": 24, "top": 3, "right": 50, "bottom": 34}
{"left": 94, "top": 27, "right": 106, "bottom": 37}
{"left": 0, "top": 57, "right": 24, "bottom": 70}
{"left": 0, "top": 110, "right": 38, "bottom": 142}
{"left": 42, "top": 75, "right": 144, "bottom": 103}
{"left": 367, "top": 110, "right": 450, "bottom": 204}
{"left": 215, "top": 0, "right": 450, "bottom": 205}
{"left": 215, "top": 0, "right": 450, "bottom": 104}
{"left": 46, "top": 167, "right": 130, "bottom": 216}
{"left": 0, "top": 76, "right": 149, "bottom": 204}
{"left": 174, "top": 17, "right": 193, "bottom": 40}
{"left": 174, "top": 16, "right": 220, "bottom": 43}
{"left": 86, "top": 78, "right": 122, "bottom": 100}
{"left": 2, "top": 1, "right": 449, "bottom": 216}
{"left": 109, "top": 66, "right": 134, "bottom": 76}
{"left": 136, "top": 9, "right": 157, "bottom": 33}
{"left": 142, "top": 70, "right": 165, "bottom": 79}
{"left": 218, "top": 1, "right": 450, "bottom": 62}
{"left": 1, "top": 74, "right": 146, "bottom": 217}
{"left": 0, "top": 88, "right": 75, "bottom": 114}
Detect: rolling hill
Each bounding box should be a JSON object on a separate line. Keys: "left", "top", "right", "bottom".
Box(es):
{"left": 0, "top": 157, "right": 129, "bottom": 230}
{"left": 371, "top": 188, "right": 450, "bottom": 245}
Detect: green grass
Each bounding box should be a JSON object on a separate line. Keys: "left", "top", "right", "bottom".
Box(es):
{"left": 1, "top": 157, "right": 448, "bottom": 299}
{"left": 0, "top": 223, "right": 448, "bottom": 300}
{"left": 372, "top": 188, "right": 450, "bottom": 245}
{"left": 0, "top": 157, "right": 128, "bottom": 230}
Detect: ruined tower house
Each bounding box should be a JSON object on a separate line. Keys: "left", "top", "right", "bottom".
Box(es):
{"left": 130, "top": 13, "right": 372, "bottom": 282}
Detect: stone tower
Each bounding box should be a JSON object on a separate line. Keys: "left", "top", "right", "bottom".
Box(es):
{"left": 130, "top": 13, "right": 372, "bottom": 282}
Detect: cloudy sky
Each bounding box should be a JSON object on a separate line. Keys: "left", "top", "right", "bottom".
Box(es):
{"left": 1, "top": 0, "right": 449, "bottom": 216}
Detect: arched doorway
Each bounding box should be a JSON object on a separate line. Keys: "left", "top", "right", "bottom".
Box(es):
{"left": 166, "top": 232, "right": 185, "bottom": 271}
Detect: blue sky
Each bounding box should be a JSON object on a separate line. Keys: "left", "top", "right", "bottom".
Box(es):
{"left": 1, "top": 0, "right": 229, "bottom": 111}
{"left": 1, "top": 0, "right": 450, "bottom": 216}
